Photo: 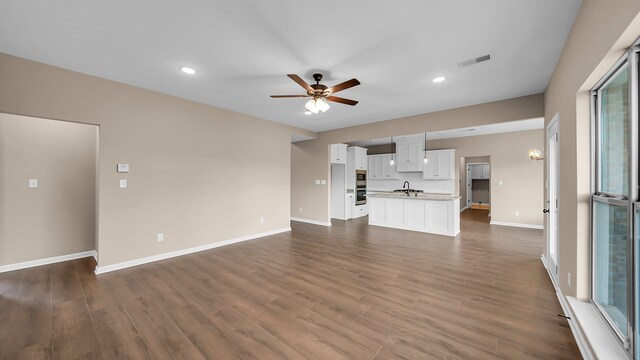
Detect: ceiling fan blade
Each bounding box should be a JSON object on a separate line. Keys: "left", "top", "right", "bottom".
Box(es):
{"left": 270, "top": 95, "right": 309, "bottom": 98}
{"left": 287, "top": 74, "right": 313, "bottom": 92}
{"left": 326, "top": 96, "right": 358, "bottom": 106}
{"left": 328, "top": 78, "right": 360, "bottom": 94}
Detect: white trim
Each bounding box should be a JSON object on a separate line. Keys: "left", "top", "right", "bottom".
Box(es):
{"left": 460, "top": 206, "right": 469, "bottom": 212}
{"left": 0, "top": 250, "right": 98, "bottom": 273}
{"left": 540, "top": 256, "right": 594, "bottom": 359}
{"left": 95, "top": 227, "right": 291, "bottom": 275}
{"left": 540, "top": 256, "right": 627, "bottom": 359}
{"left": 490, "top": 220, "right": 543, "bottom": 229}
{"left": 290, "top": 217, "right": 332, "bottom": 227}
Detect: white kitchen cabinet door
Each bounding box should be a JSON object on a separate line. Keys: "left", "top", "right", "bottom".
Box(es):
{"left": 482, "top": 164, "right": 490, "bottom": 179}
{"left": 331, "top": 144, "right": 347, "bottom": 164}
{"left": 368, "top": 156, "right": 380, "bottom": 179}
{"left": 352, "top": 147, "right": 368, "bottom": 170}
{"left": 396, "top": 143, "right": 422, "bottom": 172}
{"left": 470, "top": 164, "right": 483, "bottom": 179}
{"left": 436, "top": 150, "right": 454, "bottom": 179}
{"left": 423, "top": 151, "right": 438, "bottom": 179}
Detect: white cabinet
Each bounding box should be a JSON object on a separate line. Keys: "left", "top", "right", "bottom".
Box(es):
{"left": 330, "top": 144, "right": 348, "bottom": 164}
{"left": 396, "top": 142, "right": 423, "bottom": 172}
{"left": 469, "top": 164, "right": 490, "bottom": 179}
{"left": 348, "top": 146, "right": 367, "bottom": 171}
{"left": 423, "top": 149, "right": 455, "bottom": 180}
{"left": 353, "top": 204, "right": 368, "bottom": 218}
{"left": 368, "top": 196, "right": 460, "bottom": 236}
{"left": 380, "top": 154, "right": 399, "bottom": 179}
{"left": 368, "top": 156, "right": 381, "bottom": 179}
{"left": 346, "top": 194, "right": 354, "bottom": 219}
{"left": 368, "top": 154, "right": 398, "bottom": 180}
{"left": 482, "top": 164, "right": 490, "bottom": 179}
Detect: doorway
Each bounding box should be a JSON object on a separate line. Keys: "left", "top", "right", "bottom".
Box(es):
{"left": 0, "top": 113, "right": 99, "bottom": 270}
{"left": 462, "top": 156, "right": 491, "bottom": 215}
{"left": 546, "top": 114, "right": 560, "bottom": 284}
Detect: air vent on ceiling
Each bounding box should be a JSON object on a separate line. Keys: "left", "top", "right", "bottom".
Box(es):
{"left": 458, "top": 54, "right": 492, "bottom": 68}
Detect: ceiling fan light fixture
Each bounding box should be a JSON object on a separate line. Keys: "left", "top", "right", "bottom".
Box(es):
{"left": 315, "top": 98, "right": 330, "bottom": 113}
{"left": 180, "top": 66, "right": 196, "bottom": 75}
{"left": 305, "top": 98, "right": 330, "bottom": 114}
{"left": 305, "top": 99, "right": 319, "bottom": 114}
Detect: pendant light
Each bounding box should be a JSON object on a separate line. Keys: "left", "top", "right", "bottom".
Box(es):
{"left": 390, "top": 137, "right": 395, "bottom": 166}
{"left": 423, "top": 132, "right": 428, "bottom": 163}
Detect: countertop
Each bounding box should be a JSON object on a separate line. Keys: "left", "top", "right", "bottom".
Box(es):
{"left": 367, "top": 191, "right": 460, "bottom": 201}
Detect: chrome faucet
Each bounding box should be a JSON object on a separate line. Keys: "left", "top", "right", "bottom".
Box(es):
{"left": 403, "top": 181, "right": 410, "bottom": 196}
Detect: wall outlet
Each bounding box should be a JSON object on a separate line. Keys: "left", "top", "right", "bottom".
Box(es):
{"left": 119, "top": 179, "right": 128, "bottom": 188}
{"left": 515, "top": 210, "right": 520, "bottom": 217}
{"left": 260, "top": 217, "right": 264, "bottom": 224}
{"left": 299, "top": 207, "right": 303, "bottom": 213}
{"left": 568, "top": 272, "right": 572, "bottom": 288}
{"left": 315, "top": 180, "right": 321, "bottom": 185}
{"left": 28, "top": 179, "right": 38, "bottom": 188}
{"left": 321, "top": 180, "right": 326, "bottom": 185}
{"left": 156, "top": 233, "right": 164, "bottom": 242}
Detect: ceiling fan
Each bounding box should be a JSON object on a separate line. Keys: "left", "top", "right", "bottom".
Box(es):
{"left": 271, "top": 73, "right": 360, "bottom": 114}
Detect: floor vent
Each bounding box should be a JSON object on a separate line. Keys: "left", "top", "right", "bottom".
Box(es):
{"left": 459, "top": 54, "right": 492, "bottom": 68}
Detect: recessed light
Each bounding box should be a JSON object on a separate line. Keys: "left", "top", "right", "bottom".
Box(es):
{"left": 304, "top": 110, "right": 312, "bottom": 115}
{"left": 432, "top": 76, "right": 446, "bottom": 83}
{"left": 467, "top": 128, "right": 476, "bottom": 131}
{"left": 180, "top": 66, "right": 196, "bottom": 75}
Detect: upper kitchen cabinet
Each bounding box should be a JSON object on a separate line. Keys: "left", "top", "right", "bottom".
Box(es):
{"left": 395, "top": 142, "right": 423, "bottom": 172}
{"left": 423, "top": 149, "right": 455, "bottom": 179}
{"left": 330, "top": 143, "right": 348, "bottom": 164}
{"left": 348, "top": 146, "right": 367, "bottom": 170}
{"left": 368, "top": 154, "right": 398, "bottom": 180}
{"left": 470, "top": 163, "right": 490, "bottom": 179}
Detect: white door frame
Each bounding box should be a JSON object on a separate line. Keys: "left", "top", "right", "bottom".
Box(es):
{"left": 546, "top": 114, "right": 560, "bottom": 284}
{"left": 466, "top": 162, "right": 490, "bottom": 209}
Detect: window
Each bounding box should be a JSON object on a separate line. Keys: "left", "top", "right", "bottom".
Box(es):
{"left": 591, "top": 46, "right": 638, "bottom": 357}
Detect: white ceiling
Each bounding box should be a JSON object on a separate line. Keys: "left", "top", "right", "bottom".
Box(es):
{"left": 0, "top": 1, "right": 581, "bottom": 132}
{"left": 349, "top": 118, "right": 544, "bottom": 146}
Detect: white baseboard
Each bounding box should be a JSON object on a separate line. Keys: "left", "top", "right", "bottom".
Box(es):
{"left": 490, "top": 220, "right": 543, "bottom": 230}
{"left": 460, "top": 206, "right": 468, "bottom": 212}
{"left": 290, "top": 217, "right": 332, "bottom": 227}
{"left": 540, "top": 256, "right": 596, "bottom": 360}
{"left": 95, "top": 227, "right": 291, "bottom": 275}
{"left": 0, "top": 250, "right": 97, "bottom": 273}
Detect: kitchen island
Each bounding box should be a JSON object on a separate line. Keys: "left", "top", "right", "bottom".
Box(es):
{"left": 367, "top": 192, "right": 460, "bottom": 236}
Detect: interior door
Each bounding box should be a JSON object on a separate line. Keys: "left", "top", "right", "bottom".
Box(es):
{"left": 546, "top": 116, "right": 560, "bottom": 283}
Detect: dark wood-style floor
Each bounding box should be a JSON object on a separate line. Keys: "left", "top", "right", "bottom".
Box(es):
{"left": 0, "top": 209, "right": 581, "bottom": 359}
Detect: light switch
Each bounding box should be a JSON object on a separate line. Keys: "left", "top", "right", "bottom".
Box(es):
{"left": 28, "top": 179, "right": 38, "bottom": 188}
{"left": 119, "top": 179, "right": 128, "bottom": 188}
{"left": 321, "top": 180, "right": 327, "bottom": 185}
{"left": 498, "top": 180, "right": 504, "bottom": 186}
{"left": 117, "top": 163, "right": 130, "bottom": 173}
{"left": 315, "top": 180, "right": 321, "bottom": 185}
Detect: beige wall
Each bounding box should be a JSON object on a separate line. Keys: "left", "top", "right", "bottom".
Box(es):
{"left": 429, "top": 131, "right": 543, "bottom": 226}
{"left": 0, "top": 53, "right": 296, "bottom": 269}
{"left": 292, "top": 94, "right": 545, "bottom": 223}
{"left": 545, "top": 1, "right": 640, "bottom": 298}
{"left": 1, "top": 114, "right": 97, "bottom": 265}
